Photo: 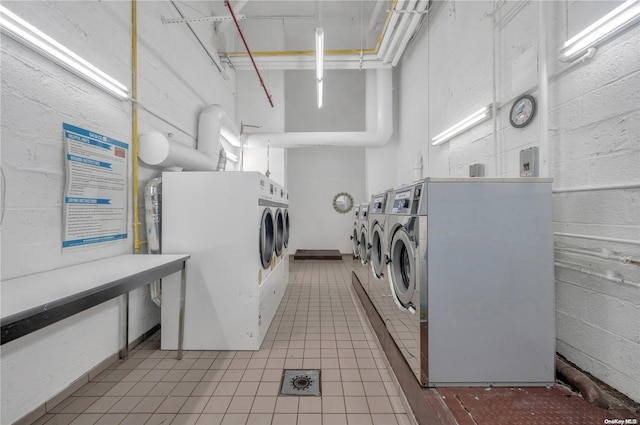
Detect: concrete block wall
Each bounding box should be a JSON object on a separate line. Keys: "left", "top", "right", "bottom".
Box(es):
{"left": 0, "top": 1, "right": 235, "bottom": 423}
{"left": 371, "top": 0, "right": 640, "bottom": 402}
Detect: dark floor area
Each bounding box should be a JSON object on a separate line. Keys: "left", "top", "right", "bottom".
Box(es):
{"left": 437, "top": 385, "right": 639, "bottom": 425}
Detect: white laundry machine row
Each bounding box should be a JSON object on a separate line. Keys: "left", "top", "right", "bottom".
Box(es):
{"left": 384, "top": 178, "right": 555, "bottom": 387}
{"left": 160, "top": 171, "right": 289, "bottom": 350}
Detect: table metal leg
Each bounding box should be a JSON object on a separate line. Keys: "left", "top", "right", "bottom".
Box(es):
{"left": 177, "top": 262, "right": 187, "bottom": 360}
{"left": 120, "top": 292, "right": 130, "bottom": 359}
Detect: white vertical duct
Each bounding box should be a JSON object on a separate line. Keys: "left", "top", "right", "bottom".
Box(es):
{"left": 243, "top": 68, "right": 393, "bottom": 147}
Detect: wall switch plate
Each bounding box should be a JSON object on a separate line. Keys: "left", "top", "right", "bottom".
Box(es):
{"left": 520, "top": 147, "right": 539, "bottom": 177}
{"left": 469, "top": 163, "right": 485, "bottom": 177}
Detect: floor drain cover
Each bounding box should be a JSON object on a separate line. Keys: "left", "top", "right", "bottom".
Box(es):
{"left": 279, "top": 369, "right": 321, "bottom": 396}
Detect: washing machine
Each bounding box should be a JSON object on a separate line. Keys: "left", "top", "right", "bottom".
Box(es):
{"left": 385, "top": 178, "right": 555, "bottom": 387}
{"left": 366, "top": 189, "right": 395, "bottom": 325}
{"left": 160, "top": 171, "right": 289, "bottom": 350}
{"left": 358, "top": 203, "right": 371, "bottom": 265}
{"left": 350, "top": 204, "right": 361, "bottom": 258}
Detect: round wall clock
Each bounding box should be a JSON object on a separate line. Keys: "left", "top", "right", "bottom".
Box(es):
{"left": 509, "top": 94, "right": 536, "bottom": 128}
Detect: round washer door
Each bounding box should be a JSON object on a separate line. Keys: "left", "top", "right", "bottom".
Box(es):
{"left": 387, "top": 228, "right": 416, "bottom": 309}
{"left": 359, "top": 226, "right": 369, "bottom": 265}
{"left": 260, "top": 208, "right": 275, "bottom": 269}
{"left": 274, "top": 208, "right": 284, "bottom": 256}
{"left": 352, "top": 226, "right": 360, "bottom": 257}
{"left": 283, "top": 210, "right": 290, "bottom": 248}
{"left": 370, "top": 223, "right": 385, "bottom": 278}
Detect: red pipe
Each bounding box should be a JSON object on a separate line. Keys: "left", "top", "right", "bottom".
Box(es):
{"left": 225, "top": 1, "right": 274, "bottom": 108}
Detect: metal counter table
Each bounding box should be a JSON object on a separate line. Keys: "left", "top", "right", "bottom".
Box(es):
{"left": 1, "top": 254, "right": 190, "bottom": 359}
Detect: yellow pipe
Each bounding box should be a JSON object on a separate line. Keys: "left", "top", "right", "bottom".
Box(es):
{"left": 132, "top": 0, "right": 140, "bottom": 254}
{"left": 220, "top": 0, "right": 398, "bottom": 58}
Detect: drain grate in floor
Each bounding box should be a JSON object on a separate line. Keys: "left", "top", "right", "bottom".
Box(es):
{"left": 279, "top": 369, "right": 321, "bottom": 396}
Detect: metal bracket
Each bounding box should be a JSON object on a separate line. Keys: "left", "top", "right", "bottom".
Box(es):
{"left": 161, "top": 14, "right": 245, "bottom": 25}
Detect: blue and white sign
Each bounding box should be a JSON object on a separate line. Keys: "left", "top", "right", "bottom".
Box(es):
{"left": 62, "top": 123, "right": 128, "bottom": 249}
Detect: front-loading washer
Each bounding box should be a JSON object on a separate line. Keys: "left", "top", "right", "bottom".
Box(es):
{"left": 351, "top": 204, "right": 361, "bottom": 258}
{"left": 385, "top": 178, "right": 555, "bottom": 387}
{"left": 386, "top": 182, "right": 425, "bottom": 383}
{"left": 366, "top": 189, "right": 395, "bottom": 325}
{"left": 358, "top": 203, "right": 371, "bottom": 265}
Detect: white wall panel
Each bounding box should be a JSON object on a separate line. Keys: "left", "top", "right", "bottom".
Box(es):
{"left": 288, "top": 147, "right": 366, "bottom": 254}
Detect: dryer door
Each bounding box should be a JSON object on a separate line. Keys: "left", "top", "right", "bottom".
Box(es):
{"left": 274, "top": 208, "right": 284, "bottom": 256}
{"left": 388, "top": 228, "right": 416, "bottom": 311}
{"left": 260, "top": 208, "right": 275, "bottom": 269}
{"left": 370, "top": 222, "right": 385, "bottom": 278}
{"left": 283, "top": 209, "right": 290, "bottom": 248}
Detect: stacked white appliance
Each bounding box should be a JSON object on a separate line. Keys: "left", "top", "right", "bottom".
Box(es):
{"left": 160, "top": 171, "right": 289, "bottom": 350}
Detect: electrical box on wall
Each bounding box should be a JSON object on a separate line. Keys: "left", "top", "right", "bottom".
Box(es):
{"left": 469, "top": 163, "right": 485, "bottom": 177}
{"left": 520, "top": 147, "right": 539, "bottom": 177}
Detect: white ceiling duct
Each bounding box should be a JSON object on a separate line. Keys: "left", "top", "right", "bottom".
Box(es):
{"left": 138, "top": 132, "right": 218, "bottom": 171}
{"left": 243, "top": 68, "right": 393, "bottom": 148}
{"left": 138, "top": 105, "right": 240, "bottom": 170}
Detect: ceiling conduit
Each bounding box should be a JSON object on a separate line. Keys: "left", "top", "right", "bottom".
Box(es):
{"left": 243, "top": 68, "right": 392, "bottom": 148}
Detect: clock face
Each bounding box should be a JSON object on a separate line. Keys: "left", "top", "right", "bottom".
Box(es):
{"left": 510, "top": 95, "right": 536, "bottom": 128}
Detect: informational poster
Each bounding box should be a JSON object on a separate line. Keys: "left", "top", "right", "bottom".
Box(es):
{"left": 62, "top": 123, "right": 128, "bottom": 249}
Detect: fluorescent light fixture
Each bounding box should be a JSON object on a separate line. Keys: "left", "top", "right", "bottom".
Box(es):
{"left": 431, "top": 105, "right": 493, "bottom": 146}
{"left": 0, "top": 5, "right": 130, "bottom": 100}
{"left": 561, "top": 0, "right": 640, "bottom": 62}
{"left": 225, "top": 150, "right": 238, "bottom": 162}
{"left": 315, "top": 27, "right": 324, "bottom": 108}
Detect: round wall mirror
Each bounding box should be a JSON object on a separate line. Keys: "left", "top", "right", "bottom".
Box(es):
{"left": 333, "top": 192, "right": 354, "bottom": 214}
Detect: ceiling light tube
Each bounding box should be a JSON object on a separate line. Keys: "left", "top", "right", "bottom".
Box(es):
{"left": 431, "top": 105, "right": 493, "bottom": 146}
{"left": 0, "top": 5, "right": 130, "bottom": 100}
{"left": 560, "top": 0, "right": 640, "bottom": 62}
{"left": 225, "top": 150, "right": 238, "bottom": 162}
{"left": 315, "top": 27, "right": 324, "bottom": 108}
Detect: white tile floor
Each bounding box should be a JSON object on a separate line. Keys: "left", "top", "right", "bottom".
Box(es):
{"left": 31, "top": 259, "right": 413, "bottom": 425}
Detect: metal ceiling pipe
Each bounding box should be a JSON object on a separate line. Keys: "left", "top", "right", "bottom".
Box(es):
{"left": 392, "top": 0, "right": 429, "bottom": 66}
{"left": 377, "top": 0, "right": 407, "bottom": 60}
{"left": 382, "top": 0, "right": 418, "bottom": 64}
{"left": 243, "top": 68, "right": 393, "bottom": 148}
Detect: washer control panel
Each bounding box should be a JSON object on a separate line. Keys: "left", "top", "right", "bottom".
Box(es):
{"left": 390, "top": 184, "right": 423, "bottom": 215}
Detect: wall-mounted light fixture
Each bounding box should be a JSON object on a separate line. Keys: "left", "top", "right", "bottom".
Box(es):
{"left": 315, "top": 27, "right": 324, "bottom": 109}
{"left": 0, "top": 5, "right": 130, "bottom": 100}
{"left": 431, "top": 105, "right": 493, "bottom": 146}
{"left": 560, "top": 0, "right": 640, "bottom": 62}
